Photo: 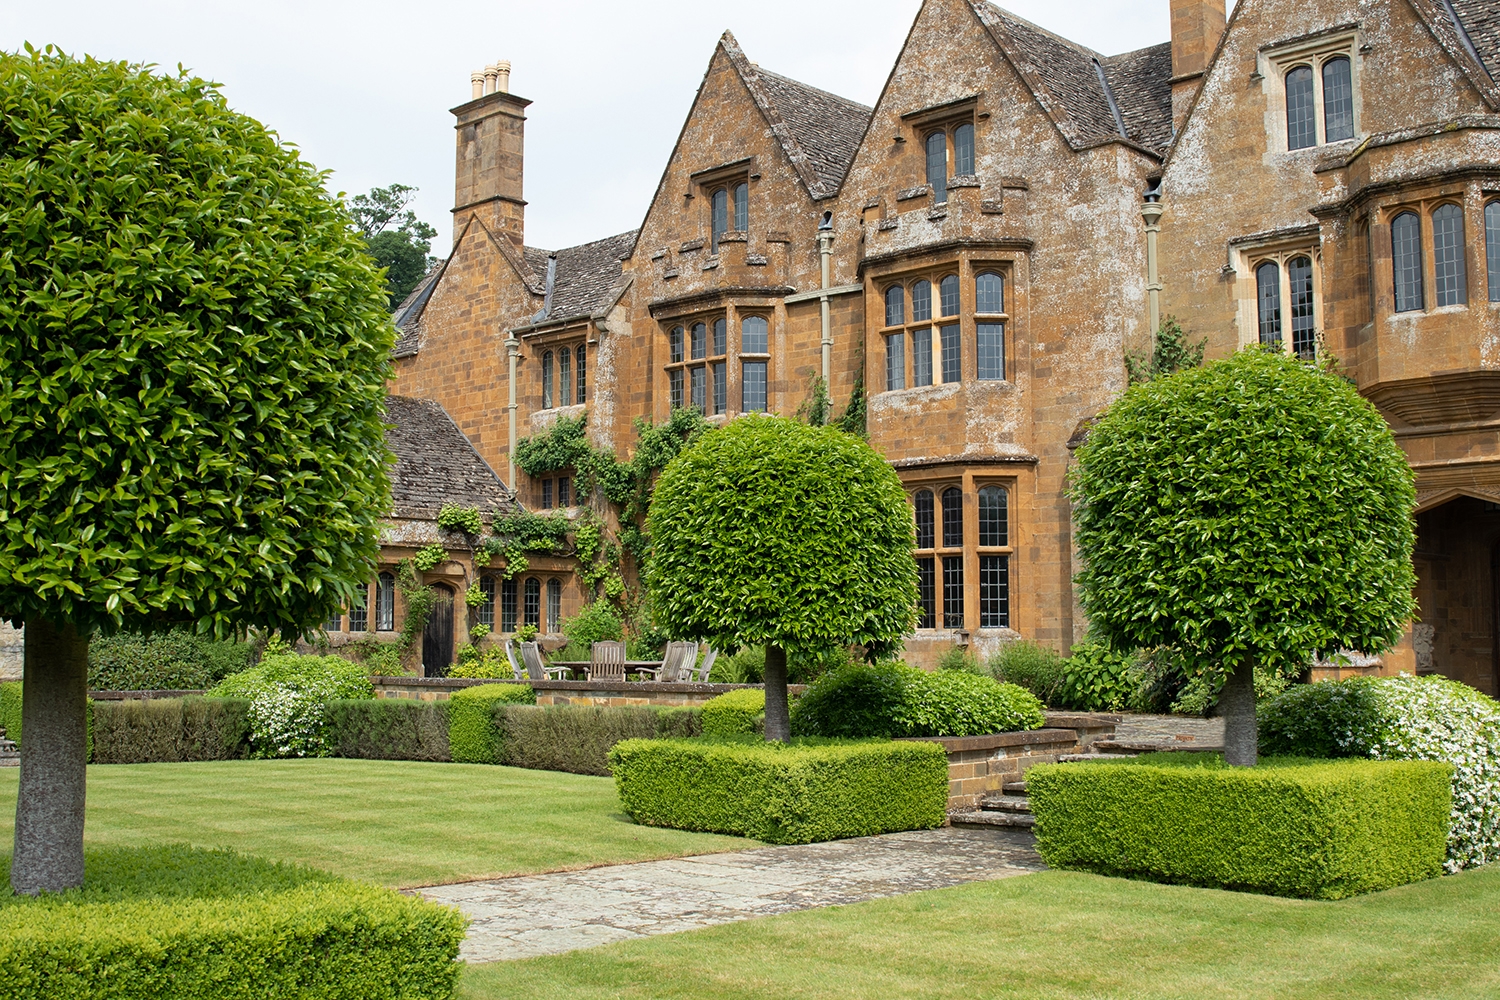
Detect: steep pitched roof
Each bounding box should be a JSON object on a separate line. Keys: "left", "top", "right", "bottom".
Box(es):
{"left": 384, "top": 395, "right": 516, "bottom": 519}
{"left": 719, "top": 32, "right": 874, "bottom": 199}
{"left": 1440, "top": 0, "right": 1500, "bottom": 105}
{"left": 969, "top": 2, "right": 1174, "bottom": 155}
{"left": 1453, "top": 0, "right": 1500, "bottom": 73}
{"left": 522, "top": 230, "right": 638, "bottom": 325}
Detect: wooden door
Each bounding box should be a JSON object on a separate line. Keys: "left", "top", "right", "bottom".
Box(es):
{"left": 423, "top": 584, "right": 455, "bottom": 677}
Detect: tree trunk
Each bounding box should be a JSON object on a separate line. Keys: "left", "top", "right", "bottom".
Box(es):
{"left": 763, "top": 644, "right": 790, "bottom": 743}
{"left": 1220, "top": 659, "right": 1258, "bottom": 767}
{"left": 12, "top": 618, "right": 90, "bottom": 895}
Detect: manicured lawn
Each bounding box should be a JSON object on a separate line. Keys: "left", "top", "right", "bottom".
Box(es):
{"left": 458, "top": 865, "right": 1500, "bottom": 1000}
{"left": 0, "top": 759, "right": 752, "bottom": 888}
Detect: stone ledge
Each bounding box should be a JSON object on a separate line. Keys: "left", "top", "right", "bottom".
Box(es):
{"left": 89, "top": 689, "right": 206, "bottom": 701}
{"left": 372, "top": 676, "right": 798, "bottom": 696}
{"left": 898, "top": 728, "right": 1078, "bottom": 753}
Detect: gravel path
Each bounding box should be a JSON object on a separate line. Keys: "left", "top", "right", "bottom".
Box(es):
{"left": 418, "top": 826, "right": 1042, "bottom": 962}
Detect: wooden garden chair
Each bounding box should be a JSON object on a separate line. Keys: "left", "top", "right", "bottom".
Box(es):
{"left": 635, "top": 641, "right": 698, "bottom": 682}
{"left": 693, "top": 647, "right": 719, "bottom": 683}
{"left": 586, "top": 640, "right": 627, "bottom": 682}
{"left": 503, "top": 639, "right": 526, "bottom": 681}
{"left": 522, "top": 641, "right": 570, "bottom": 681}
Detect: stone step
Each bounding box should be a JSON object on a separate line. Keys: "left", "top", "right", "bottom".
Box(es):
{"left": 1002, "top": 779, "right": 1027, "bottom": 794}
{"left": 1092, "top": 739, "right": 1224, "bottom": 755}
{"left": 977, "top": 794, "right": 1032, "bottom": 814}
{"left": 1058, "top": 752, "right": 1136, "bottom": 762}
{"left": 949, "top": 810, "right": 1036, "bottom": 829}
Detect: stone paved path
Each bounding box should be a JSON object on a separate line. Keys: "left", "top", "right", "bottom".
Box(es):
{"left": 418, "top": 826, "right": 1042, "bottom": 962}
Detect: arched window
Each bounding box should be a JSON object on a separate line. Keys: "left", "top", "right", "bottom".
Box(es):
{"left": 523, "top": 578, "right": 541, "bottom": 628}
{"left": 978, "top": 486, "right": 1008, "bottom": 547}
{"left": 954, "top": 123, "right": 975, "bottom": 176}
{"left": 558, "top": 348, "right": 572, "bottom": 407}
{"left": 546, "top": 579, "right": 562, "bottom": 633}
{"left": 741, "top": 315, "right": 768, "bottom": 354}
{"left": 712, "top": 317, "right": 727, "bottom": 356}
{"left": 711, "top": 188, "right": 728, "bottom": 252}
{"left": 541, "top": 351, "right": 555, "bottom": 408}
{"left": 1432, "top": 204, "right": 1468, "bottom": 307}
{"left": 941, "top": 487, "right": 964, "bottom": 548}
{"left": 690, "top": 322, "right": 706, "bottom": 360}
{"left": 376, "top": 572, "right": 396, "bottom": 632}
{"left": 500, "top": 578, "right": 517, "bottom": 632}
{"left": 734, "top": 182, "right": 749, "bottom": 231}
{"left": 1256, "top": 261, "right": 1281, "bottom": 345}
{"left": 669, "top": 326, "right": 684, "bottom": 364}
{"left": 885, "top": 284, "right": 905, "bottom": 327}
{"left": 976, "top": 272, "right": 1004, "bottom": 314}
{"left": 939, "top": 274, "right": 960, "bottom": 316}
{"left": 885, "top": 330, "right": 906, "bottom": 391}
{"left": 1285, "top": 65, "right": 1316, "bottom": 150}
{"left": 348, "top": 585, "right": 368, "bottom": 632}
{"left": 1288, "top": 256, "right": 1316, "bottom": 359}
{"left": 911, "top": 280, "right": 932, "bottom": 322}
{"left": 1486, "top": 201, "right": 1500, "bottom": 302}
{"left": 476, "top": 575, "right": 496, "bottom": 628}
{"left": 576, "top": 345, "right": 587, "bottom": 404}
{"left": 914, "top": 489, "right": 935, "bottom": 549}
{"left": 1322, "top": 57, "right": 1353, "bottom": 142}
{"left": 1392, "top": 211, "right": 1424, "bottom": 313}
{"left": 926, "top": 131, "right": 948, "bottom": 202}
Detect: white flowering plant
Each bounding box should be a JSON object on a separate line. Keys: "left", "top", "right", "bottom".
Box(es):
{"left": 1260, "top": 674, "right": 1500, "bottom": 871}
{"left": 212, "top": 652, "right": 374, "bottom": 759}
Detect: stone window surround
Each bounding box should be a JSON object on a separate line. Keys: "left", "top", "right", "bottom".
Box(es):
{"left": 874, "top": 257, "right": 1014, "bottom": 391}
{"left": 1256, "top": 27, "right": 1362, "bottom": 154}
{"left": 900, "top": 96, "right": 981, "bottom": 205}
{"left": 525, "top": 323, "right": 593, "bottom": 416}
{"left": 1377, "top": 192, "right": 1484, "bottom": 315}
{"left": 1229, "top": 229, "right": 1323, "bottom": 355}
{"left": 660, "top": 306, "right": 773, "bottom": 417}
{"left": 690, "top": 157, "right": 757, "bottom": 254}
{"left": 906, "top": 472, "right": 1017, "bottom": 638}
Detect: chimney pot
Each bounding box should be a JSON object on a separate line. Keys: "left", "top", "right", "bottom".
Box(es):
{"left": 471, "top": 72, "right": 484, "bottom": 100}
{"left": 483, "top": 64, "right": 499, "bottom": 95}
{"left": 496, "top": 60, "right": 511, "bottom": 94}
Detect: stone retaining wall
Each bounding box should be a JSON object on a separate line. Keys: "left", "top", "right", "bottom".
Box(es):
{"left": 373, "top": 676, "right": 802, "bottom": 707}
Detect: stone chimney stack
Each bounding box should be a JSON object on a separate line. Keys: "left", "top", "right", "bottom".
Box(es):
{"left": 1169, "top": 0, "right": 1226, "bottom": 132}
{"left": 452, "top": 60, "right": 529, "bottom": 249}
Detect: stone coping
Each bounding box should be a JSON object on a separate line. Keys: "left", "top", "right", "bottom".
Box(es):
{"left": 372, "top": 676, "right": 806, "bottom": 696}
{"left": 89, "top": 689, "right": 206, "bottom": 701}
{"left": 898, "top": 728, "right": 1078, "bottom": 753}
{"left": 1043, "top": 712, "right": 1121, "bottom": 729}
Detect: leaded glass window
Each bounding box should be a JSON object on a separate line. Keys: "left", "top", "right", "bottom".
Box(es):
{"left": 546, "top": 579, "right": 561, "bottom": 634}
{"left": 542, "top": 350, "right": 554, "bottom": 408}
{"left": 979, "top": 555, "right": 1009, "bottom": 628}
{"left": 1433, "top": 204, "right": 1467, "bottom": 307}
{"left": 911, "top": 280, "right": 932, "bottom": 322}
{"left": 941, "top": 487, "right": 963, "bottom": 548}
{"left": 713, "top": 317, "right": 726, "bottom": 356}
{"left": 1392, "top": 211, "right": 1424, "bottom": 313}
{"left": 669, "top": 326, "right": 684, "bottom": 364}
{"left": 954, "top": 123, "right": 975, "bottom": 176}
{"left": 711, "top": 188, "right": 728, "bottom": 252}
{"left": 911, "top": 326, "right": 932, "bottom": 387}
{"left": 669, "top": 369, "right": 683, "bottom": 409}
{"left": 885, "top": 332, "right": 905, "bottom": 391}
{"left": 476, "top": 576, "right": 496, "bottom": 628}
{"left": 501, "top": 578, "right": 517, "bottom": 633}
{"left": 742, "top": 361, "right": 767, "bottom": 412}
{"left": 1487, "top": 201, "right": 1500, "bottom": 302}
{"left": 976, "top": 324, "right": 1004, "bottom": 381}
{"left": 1286, "top": 65, "right": 1316, "bottom": 150}
{"left": 976, "top": 272, "right": 1004, "bottom": 314}
{"left": 576, "top": 345, "right": 587, "bottom": 404}
{"left": 558, "top": 348, "right": 572, "bottom": 406}
{"left": 742, "top": 315, "right": 768, "bottom": 353}
{"left": 885, "top": 285, "right": 904, "bottom": 327}
{"left": 1322, "top": 57, "right": 1353, "bottom": 142}
{"left": 1257, "top": 261, "right": 1282, "bottom": 345}
{"left": 523, "top": 578, "right": 541, "bottom": 628}
{"left": 690, "top": 365, "right": 706, "bottom": 411}
{"left": 734, "top": 182, "right": 749, "bottom": 231}
{"left": 348, "top": 587, "right": 368, "bottom": 632}
{"left": 942, "top": 556, "right": 964, "bottom": 628}
{"left": 1288, "top": 256, "right": 1316, "bottom": 359}
{"left": 978, "top": 486, "right": 1008, "bottom": 547}
{"left": 939, "top": 274, "right": 959, "bottom": 316}
{"left": 940, "top": 324, "right": 961, "bottom": 383}
{"left": 690, "top": 322, "right": 706, "bottom": 360}
{"left": 712, "top": 362, "right": 726, "bottom": 415}
{"left": 926, "top": 131, "right": 947, "bottom": 202}
{"left": 376, "top": 572, "right": 396, "bottom": 632}
{"left": 916, "top": 557, "right": 936, "bottom": 629}
{"left": 914, "top": 490, "right": 935, "bottom": 549}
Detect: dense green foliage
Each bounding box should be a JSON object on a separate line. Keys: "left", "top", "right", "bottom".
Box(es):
{"left": 1028, "top": 754, "right": 1451, "bottom": 899}
{"left": 700, "top": 689, "right": 765, "bottom": 736}
{"left": 1124, "top": 316, "right": 1206, "bottom": 385}
{"left": 1071, "top": 349, "right": 1417, "bottom": 686}
{"left": 325, "top": 698, "right": 451, "bottom": 762}
{"left": 0, "top": 845, "right": 463, "bottom": 999}
{"left": 347, "top": 184, "right": 439, "bottom": 308}
{"left": 1259, "top": 675, "right": 1500, "bottom": 871}
{"left": 448, "top": 683, "right": 535, "bottom": 763}
{"left": 987, "top": 641, "right": 1066, "bottom": 706}
{"left": 0, "top": 48, "right": 394, "bottom": 636}
{"left": 1056, "top": 636, "right": 1141, "bottom": 711}
{"left": 648, "top": 417, "right": 917, "bottom": 658}
{"left": 499, "top": 704, "right": 701, "bottom": 776}
{"left": 91, "top": 697, "right": 250, "bottom": 763}
{"left": 609, "top": 738, "right": 948, "bottom": 844}
{"left": 208, "top": 653, "right": 371, "bottom": 701}
{"left": 562, "top": 601, "right": 624, "bottom": 649}
{"left": 87, "top": 630, "right": 253, "bottom": 691}
{"left": 207, "top": 653, "right": 372, "bottom": 757}
{"left": 0, "top": 681, "right": 19, "bottom": 745}
{"left": 790, "top": 662, "right": 1044, "bottom": 738}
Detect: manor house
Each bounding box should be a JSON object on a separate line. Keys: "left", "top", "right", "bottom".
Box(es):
{"left": 346, "top": 0, "right": 1500, "bottom": 696}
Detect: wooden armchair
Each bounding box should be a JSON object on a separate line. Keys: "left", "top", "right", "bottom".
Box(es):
{"left": 692, "top": 647, "right": 719, "bottom": 683}
{"left": 586, "top": 640, "right": 627, "bottom": 682}
{"left": 635, "top": 640, "right": 698, "bottom": 682}
{"left": 521, "top": 641, "right": 570, "bottom": 681}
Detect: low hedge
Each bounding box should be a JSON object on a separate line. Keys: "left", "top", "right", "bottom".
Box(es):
{"left": 790, "top": 661, "right": 1045, "bottom": 738}
{"left": 700, "top": 688, "right": 764, "bottom": 736}
{"left": 92, "top": 697, "right": 251, "bottom": 764}
{"left": 326, "top": 699, "right": 451, "bottom": 762}
{"left": 609, "top": 737, "right": 948, "bottom": 844}
{"left": 499, "top": 704, "right": 700, "bottom": 776}
{"left": 448, "top": 683, "right": 534, "bottom": 763}
{"left": 0, "top": 845, "right": 464, "bottom": 999}
{"left": 1027, "top": 754, "right": 1452, "bottom": 899}
{"left": 1, "top": 680, "right": 20, "bottom": 744}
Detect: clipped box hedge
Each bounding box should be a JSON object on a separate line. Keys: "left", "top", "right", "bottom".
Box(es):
{"left": 326, "top": 698, "right": 450, "bottom": 762}
{"left": 499, "top": 704, "right": 700, "bottom": 776}
{"left": 700, "top": 688, "right": 764, "bottom": 736}
{"left": 1027, "top": 754, "right": 1453, "bottom": 899}
{"left": 0, "top": 845, "right": 465, "bottom": 1000}
{"left": 448, "top": 683, "right": 534, "bottom": 763}
{"left": 609, "top": 737, "right": 949, "bottom": 844}
{"left": 92, "top": 697, "right": 251, "bottom": 764}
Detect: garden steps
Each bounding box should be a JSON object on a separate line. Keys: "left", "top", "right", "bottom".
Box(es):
{"left": 949, "top": 793, "right": 1036, "bottom": 829}
{"left": 0, "top": 726, "right": 17, "bottom": 767}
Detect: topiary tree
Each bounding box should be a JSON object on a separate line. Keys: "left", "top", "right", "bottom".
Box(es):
{"left": 0, "top": 48, "right": 393, "bottom": 893}
{"left": 647, "top": 416, "right": 917, "bottom": 740}
{"left": 1070, "top": 349, "right": 1416, "bottom": 766}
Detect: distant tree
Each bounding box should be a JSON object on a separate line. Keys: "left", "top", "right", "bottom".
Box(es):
{"left": 647, "top": 417, "right": 918, "bottom": 740}
{"left": 347, "top": 183, "right": 439, "bottom": 308}
{"left": 1070, "top": 350, "right": 1417, "bottom": 766}
{"left": 1125, "top": 316, "right": 1206, "bottom": 384}
{"left": 0, "top": 47, "right": 393, "bottom": 893}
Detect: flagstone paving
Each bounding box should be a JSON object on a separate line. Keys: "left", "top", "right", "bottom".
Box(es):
{"left": 419, "top": 826, "right": 1043, "bottom": 962}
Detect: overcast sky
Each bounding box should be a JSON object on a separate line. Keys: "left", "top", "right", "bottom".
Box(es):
{"left": 2, "top": 0, "right": 1212, "bottom": 253}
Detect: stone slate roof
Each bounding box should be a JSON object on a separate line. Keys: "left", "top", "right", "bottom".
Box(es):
{"left": 1449, "top": 0, "right": 1500, "bottom": 95}
{"left": 384, "top": 394, "right": 516, "bottom": 519}
{"left": 973, "top": 2, "right": 1174, "bottom": 155}
{"left": 720, "top": 31, "right": 873, "bottom": 199}
{"left": 521, "top": 230, "right": 638, "bottom": 324}
{"left": 391, "top": 261, "right": 446, "bottom": 358}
